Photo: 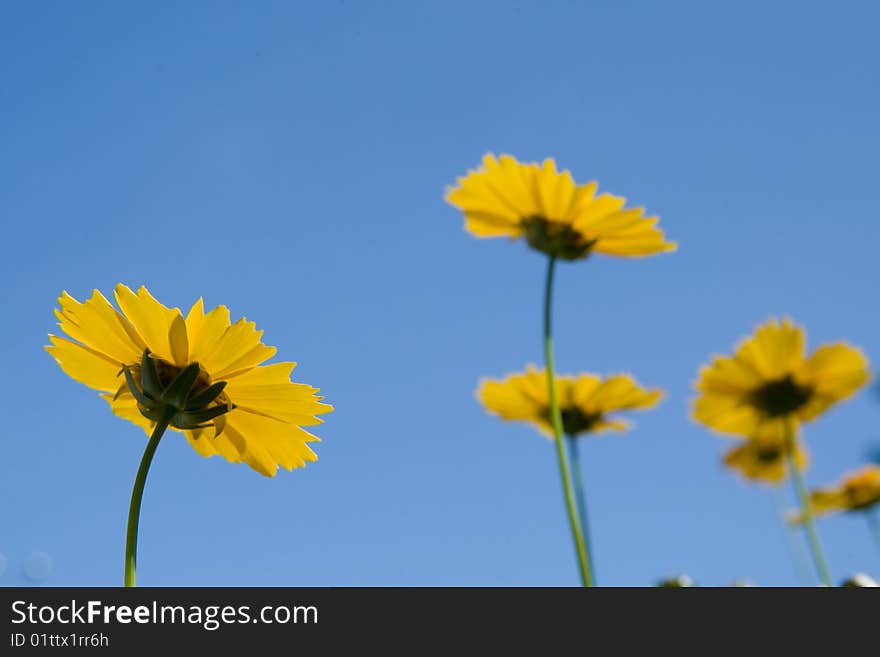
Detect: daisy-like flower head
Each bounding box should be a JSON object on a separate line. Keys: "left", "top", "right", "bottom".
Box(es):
{"left": 805, "top": 465, "right": 880, "bottom": 518}
{"left": 692, "top": 318, "right": 870, "bottom": 440}
{"left": 445, "top": 153, "right": 676, "bottom": 260}
{"left": 46, "top": 284, "right": 333, "bottom": 477}
{"left": 723, "top": 436, "right": 809, "bottom": 485}
{"left": 476, "top": 365, "right": 663, "bottom": 438}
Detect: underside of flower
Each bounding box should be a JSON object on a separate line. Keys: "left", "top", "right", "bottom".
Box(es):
{"left": 840, "top": 469, "right": 880, "bottom": 511}
{"left": 558, "top": 407, "right": 603, "bottom": 436}
{"left": 477, "top": 366, "right": 663, "bottom": 438}
{"left": 522, "top": 216, "right": 597, "bottom": 260}
{"left": 120, "top": 350, "right": 233, "bottom": 432}
{"left": 723, "top": 437, "right": 808, "bottom": 485}
{"left": 47, "top": 284, "right": 332, "bottom": 477}
{"left": 445, "top": 154, "right": 676, "bottom": 257}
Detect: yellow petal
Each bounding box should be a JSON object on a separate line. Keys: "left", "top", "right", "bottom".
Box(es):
{"left": 186, "top": 301, "right": 232, "bottom": 366}
{"left": 735, "top": 318, "right": 805, "bottom": 380}
{"left": 227, "top": 380, "right": 333, "bottom": 425}
{"left": 692, "top": 392, "right": 763, "bottom": 437}
{"left": 445, "top": 154, "right": 531, "bottom": 222}
{"left": 579, "top": 207, "right": 653, "bottom": 235}
{"left": 198, "top": 318, "right": 276, "bottom": 380}
{"left": 695, "top": 355, "right": 763, "bottom": 395}
{"left": 476, "top": 377, "right": 545, "bottom": 424}
{"left": 184, "top": 426, "right": 245, "bottom": 463}
{"left": 590, "top": 418, "right": 630, "bottom": 434}
{"left": 591, "top": 234, "right": 677, "bottom": 257}
{"left": 796, "top": 343, "right": 870, "bottom": 420}
{"left": 807, "top": 489, "right": 848, "bottom": 517}
{"left": 225, "top": 362, "right": 297, "bottom": 385}
{"left": 46, "top": 335, "right": 125, "bottom": 392}
{"left": 114, "top": 284, "right": 188, "bottom": 366}
{"left": 55, "top": 289, "right": 144, "bottom": 365}
{"left": 579, "top": 374, "right": 663, "bottom": 414}
{"left": 571, "top": 374, "right": 602, "bottom": 408}
{"left": 223, "top": 411, "right": 319, "bottom": 477}
{"left": 462, "top": 211, "right": 523, "bottom": 238}
{"left": 572, "top": 193, "right": 627, "bottom": 230}
{"left": 534, "top": 159, "right": 577, "bottom": 224}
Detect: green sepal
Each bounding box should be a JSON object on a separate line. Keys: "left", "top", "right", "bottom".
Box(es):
{"left": 140, "top": 350, "right": 165, "bottom": 401}
{"left": 112, "top": 382, "right": 128, "bottom": 402}
{"left": 173, "top": 403, "right": 233, "bottom": 428}
{"left": 138, "top": 404, "right": 166, "bottom": 422}
{"left": 162, "top": 363, "right": 201, "bottom": 409}
{"left": 123, "top": 366, "right": 155, "bottom": 407}
{"left": 185, "top": 381, "right": 227, "bottom": 410}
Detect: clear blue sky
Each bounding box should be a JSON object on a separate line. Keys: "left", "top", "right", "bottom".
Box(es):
{"left": 2, "top": 1, "right": 878, "bottom": 587}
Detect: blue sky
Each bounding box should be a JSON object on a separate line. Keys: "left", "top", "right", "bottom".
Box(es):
{"left": 1, "top": 1, "right": 878, "bottom": 586}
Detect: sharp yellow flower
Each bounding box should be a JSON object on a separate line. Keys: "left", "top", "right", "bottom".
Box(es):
{"left": 692, "top": 317, "right": 870, "bottom": 440}
{"left": 46, "top": 285, "right": 332, "bottom": 478}
{"left": 477, "top": 365, "right": 663, "bottom": 438}
{"left": 48, "top": 284, "right": 334, "bottom": 586}
{"left": 445, "top": 153, "right": 676, "bottom": 259}
{"left": 723, "top": 437, "right": 809, "bottom": 485}
{"left": 804, "top": 466, "right": 880, "bottom": 518}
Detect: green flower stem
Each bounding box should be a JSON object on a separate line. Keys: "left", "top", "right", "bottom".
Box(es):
{"left": 771, "top": 484, "right": 811, "bottom": 586}
{"left": 783, "top": 418, "right": 832, "bottom": 586}
{"left": 567, "top": 434, "right": 597, "bottom": 584}
{"left": 124, "top": 409, "right": 173, "bottom": 587}
{"left": 543, "top": 256, "right": 593, "bottom": 587}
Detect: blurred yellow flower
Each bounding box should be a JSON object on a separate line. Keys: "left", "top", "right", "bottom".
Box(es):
{"left": 804, "top": 465, "right": 880, "bottom": 518}
{"left": 723, "top": 436, "right": 809, "bottom": 484}
{"left": 445, "top": 153, "right": 676, "bottom": 259}
{"left": 693, "top": 317, "right": 869, "bottom": 440}
{"left": 47, "top": 284, "right": 332, "bottom": 477}
{"left": 477, "top": 365, "right": 663, "bottom": 437}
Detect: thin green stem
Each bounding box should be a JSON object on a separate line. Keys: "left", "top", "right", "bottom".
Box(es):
{"left": 783, "top": 418, "right": 832, "bottom": 586}
{"left": 771, "top": 484, "right": 811, "bottom": 586}
{"left": 567, "top": 435, "right": 597, "bottom": 584}
{"left": 124, "top": 411, "right": 172, "bottom": 587}
{"left": 543, "top": 256, "right": 593, "bottom": 587}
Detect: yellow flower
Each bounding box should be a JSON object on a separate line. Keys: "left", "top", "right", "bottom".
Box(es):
{"left": 46, "top": 285, "right": 332, "bottom": 477}
{"left": 722, "top": 436, "right": 809, "bottom": 484}
{"left": 477, "top": 365, "right": 663, "bottom": 438}
{"left": 692, "top": 317, "right": 869, "bottom": 440}
{"left": 445, "top": 153, "right": 676, "bottom": 259}
{"left": 806, "top": 465, "right": 880, "bottom": 517}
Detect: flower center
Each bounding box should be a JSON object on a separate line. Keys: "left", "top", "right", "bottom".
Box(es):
{"left": 122, "top": 350, "right": 233, "bottom": 431}
{"left": 521, "top": 216, "right": 596, "bottom": 261}
{"left": 750, "top": 375, "right": 812, "bottom": 418}
{"left": 151, "top": 358, "right": 212, "bottom": 394}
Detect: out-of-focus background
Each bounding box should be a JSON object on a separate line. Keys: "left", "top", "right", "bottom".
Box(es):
{"left": 1, "top": 1, "right": 878, "bottom": 586}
